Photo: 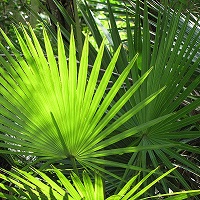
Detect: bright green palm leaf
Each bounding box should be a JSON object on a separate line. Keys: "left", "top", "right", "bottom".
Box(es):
{"left": 75, "top": 44, "right": 123, "bottom": 150}
{"left": 83, "top": 171, "right": 95, "bottom": 199}
{"left": 71, "top": 172, "right": 87, "bottom": 198}
{"left": 0, "top": 24, "right": 165, "bottom": 176}
{"left": 0, "top": 168, "right": 62, "bottom": 199}
{"left": 94, "top": 172, "right": 104, "bottom": 200}
{"left": 34, "top": 168, "right": 67, "bottom": 196}
{"left": 116, "top": 173, "right": 140, "bottom": 197}
{"left": 129, "top": 168, "right": 175, "bottom": 199}
{"left": 54, "top": 167, "right": 81, "bottom": 199}
{"left": 1, "top": 167, "right": 200, "bottom": 199}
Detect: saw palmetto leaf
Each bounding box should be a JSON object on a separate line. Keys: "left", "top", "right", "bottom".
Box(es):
{"left": 79, "top": 0, "right": 200, "bottom": 194}
{"left": 0, "top": 167, "right": 200, "bottom": 200}
{"left": 1, "top": 0, "right": 199, "bottom": 197}
{"left": 118, "top": 6, "right": 199, "bottom": 197}
{"left": 0, "top": 24, "right": 170, "bottom": 176}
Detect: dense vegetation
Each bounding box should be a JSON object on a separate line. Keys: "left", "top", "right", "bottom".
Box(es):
{"left": 0, "top": 0, "right": 200, "bottom": 199}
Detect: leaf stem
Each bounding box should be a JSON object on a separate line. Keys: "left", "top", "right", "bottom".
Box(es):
{"left": 70, "top": 156, "right": 79, "bottom": 176}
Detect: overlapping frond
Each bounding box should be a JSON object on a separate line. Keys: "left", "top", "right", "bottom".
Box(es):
{"left": 0, "top": 167, "right": 199, "bottom": 199}
{"left": 0, "top": 25, "right": 168, "bottom": 175}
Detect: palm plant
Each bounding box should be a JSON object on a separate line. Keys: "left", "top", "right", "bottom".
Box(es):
{"left": 0, "top": 22, "right": 172, "bottom": 178}
{"left": 39, "top": 0, "right": 200, "bottom": 194}
{"left": 1, "top": 166, "right": 200, "bottom": 199}
{"left": 0, "top": 0, "right": 200, "bottom": 198}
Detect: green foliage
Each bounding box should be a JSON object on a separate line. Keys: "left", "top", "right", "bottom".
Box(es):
{"left": 0, "top": 24, "right": 170, "bottom": 175}
{"left": 77, "top": 2, "right": 200, "bottom": 193}
{"left": 0, "top": 0, "right": 200, "bottom": 198}
{"left": 166, "top": 0, "right": 200, "bottom": 15}
{"left": 1, "top": 166, "right": 200, "bottom": 199}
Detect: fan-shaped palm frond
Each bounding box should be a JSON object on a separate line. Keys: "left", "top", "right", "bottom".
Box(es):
{"left": 78, "top": 0, "right": 200, "bottom": 193}
{"left": 1, "top": 167, "right": 200, "bottom": 199}
{"left": 1, "top": 0, "right": 200, "bottom": 197}
{"left": 0, "top": 25, "right": 170, "bottom": 177}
